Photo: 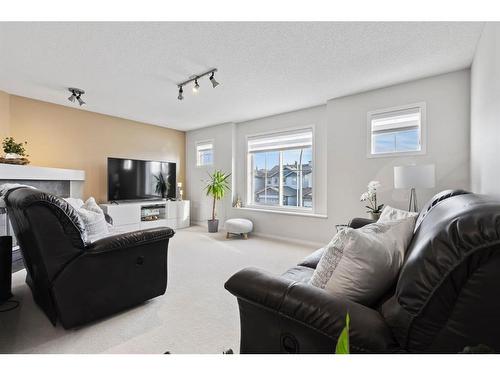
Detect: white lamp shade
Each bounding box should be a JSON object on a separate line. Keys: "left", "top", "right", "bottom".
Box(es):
{"left": 394, "top": 164, "right": 435, "bottom": 189}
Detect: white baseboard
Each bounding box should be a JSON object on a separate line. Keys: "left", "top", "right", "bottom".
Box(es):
{"left": 251, "top": 231, "right": 324, "bottom": 249}
{"left": 190, "top": 220, "right": 323, "bottom": 248}
{"left": 191, "top": 219, "right": 226, "bottom": 230}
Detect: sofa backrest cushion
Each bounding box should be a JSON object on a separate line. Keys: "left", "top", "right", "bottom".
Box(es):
{"left": 413, "top": 189, "right": 470, "bottom": 232}
{"left": 381, "top": 193, "right": 500, "bottom": 352}
{"left": 6, "top": 187, "right": 86, "bottom": 281}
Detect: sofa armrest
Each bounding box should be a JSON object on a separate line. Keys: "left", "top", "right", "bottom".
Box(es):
{"left": 297, "top": 247, "right": 325, "bottom": 269}
{"left": 348, "top": 217, "right": 375, "bottom": 229}
{"left": 225, "top": 267, "right": 399, "bottom": 353}
{"left": 86, "top": 227, "right": 175, "bottom": 253}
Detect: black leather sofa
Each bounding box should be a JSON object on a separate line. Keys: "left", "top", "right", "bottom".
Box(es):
{"left": 225, "top": 190, "right": 500, "bottom": 353}
{"left": 5, "top": 187, "right": 174, "bottom": 329}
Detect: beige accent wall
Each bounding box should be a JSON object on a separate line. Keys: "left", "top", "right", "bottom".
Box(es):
{"left": 3, "top": 94, "right": 185, "bottom": 202}
{"left": 0, "top": 91, "right": 10, "bottom": 138}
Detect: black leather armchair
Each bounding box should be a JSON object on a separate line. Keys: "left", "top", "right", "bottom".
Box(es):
{"left": 225, "top": 190, "right": 500, "bottom": 353}
{"left": 5, "top": 187, "right": 174, "bottom": 329}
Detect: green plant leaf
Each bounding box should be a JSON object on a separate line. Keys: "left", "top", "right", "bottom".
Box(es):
{"left": 335, "top": 313, "right": 350, "bottom": 354}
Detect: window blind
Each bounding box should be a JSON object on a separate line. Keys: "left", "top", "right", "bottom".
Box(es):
{"left": 196, "top": 142, "right": 213, "bottom": 151}
{"left": 371, "top": 107, "right": 421, "bottom": 133}
{"left": 247, "top": 129, "right": 312, "bottom": 153}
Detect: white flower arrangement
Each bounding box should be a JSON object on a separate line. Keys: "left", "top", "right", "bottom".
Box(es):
{"left": 360, "top": 180, "right": 384, "bottom": 214}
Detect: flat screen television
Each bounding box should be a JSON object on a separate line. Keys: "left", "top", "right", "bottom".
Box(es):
{"left": 107, "top": 157, "right": 176, "bottom": 201}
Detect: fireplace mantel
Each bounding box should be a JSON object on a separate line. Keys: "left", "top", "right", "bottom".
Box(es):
{"left": 1, "top": 164, "right": 86, "bottom": 256}
{"left": 0, "top": 164, "right": 85, "bottom": 181}
{"left": 0, "top": 163, "right": 85, "bottom": 200}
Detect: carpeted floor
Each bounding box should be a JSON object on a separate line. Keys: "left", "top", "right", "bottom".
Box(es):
{"left": 0, "top": 226, "right": 315, "bottom": 354}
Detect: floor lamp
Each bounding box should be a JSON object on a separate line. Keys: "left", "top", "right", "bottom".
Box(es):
{"left": 394, "top": 164, "right": 435, "bottom": 212}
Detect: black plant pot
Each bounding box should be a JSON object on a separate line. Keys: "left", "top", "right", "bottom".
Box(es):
{"left": 207, "top": 219, "right": 219, "bottom": 233}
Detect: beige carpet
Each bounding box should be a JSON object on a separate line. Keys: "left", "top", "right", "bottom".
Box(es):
{"left": 0, "top": 226, "right": 315, "bottom": 354}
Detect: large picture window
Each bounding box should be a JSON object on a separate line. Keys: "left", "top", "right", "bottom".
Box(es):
{"left": 247, "top": 129, "right": 313, "bottom": 210}
{"left": 368, "top": 103, "right": 426, "bottom": 157}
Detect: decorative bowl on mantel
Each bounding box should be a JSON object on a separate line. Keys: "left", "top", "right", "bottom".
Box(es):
{"left": 0, "top": 155, "right": 30, "bottom": 165}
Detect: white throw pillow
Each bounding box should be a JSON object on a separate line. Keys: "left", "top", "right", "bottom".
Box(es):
{"left": 310, "top": 216, "right": 416, "bottom": 306}
{"left": 63, "top": 197, "right": 84, "bottom": 210}
{"left": 378, "top": 205, "right": 418, "bottom": 223}
{"left": 77, "top": 197, "right": 109, "bottom": 243}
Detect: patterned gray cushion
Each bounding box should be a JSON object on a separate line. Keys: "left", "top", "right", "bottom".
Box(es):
{"left": 310, "top": 215, "right": 417, "bottom": 306}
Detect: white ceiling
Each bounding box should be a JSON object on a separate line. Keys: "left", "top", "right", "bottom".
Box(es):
{"left": 0, "top": 22, "right": 484, "bottom": 131}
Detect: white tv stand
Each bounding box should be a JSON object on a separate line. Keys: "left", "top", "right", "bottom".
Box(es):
{"left": 100, "top": 200, "right": 190, "bottom": 234}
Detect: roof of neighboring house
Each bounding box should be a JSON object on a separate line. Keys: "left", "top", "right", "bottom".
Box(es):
{"left": 255, "top": 186, "right": 279, "bottom": 196}
{"left": 255, "top": 186, "right": 305, "bottom": 197}
{"left": 254, "top": 163, "right": 312, "bottom": 179}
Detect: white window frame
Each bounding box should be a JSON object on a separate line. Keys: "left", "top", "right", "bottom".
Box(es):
{"left": 195, "top": 139, "right": 214, "bottom": 167}
{"left": 366, "top": 102, "right": 427, "bottom": 158}
{"left": 245, "top": 126, "right": 315, "bottom": 214}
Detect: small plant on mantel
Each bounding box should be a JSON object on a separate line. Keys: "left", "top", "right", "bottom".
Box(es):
{"left": 1, "top": 137, "right": 30, "bottom": 165}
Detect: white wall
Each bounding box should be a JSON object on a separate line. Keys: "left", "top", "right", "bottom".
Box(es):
{"left": 328, "top": 70, "right": 470, "bottom": 228}
{"left": 186, "top": 122, "right": 235, "bottom": 226}
{"left": 471, "top": 23, "right": 500, "bottom": 195}
{"left": 187, "top": 70, "right": 471, "bottom": 245}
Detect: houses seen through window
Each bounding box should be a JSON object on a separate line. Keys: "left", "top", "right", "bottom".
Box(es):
{"left": 248, "top": 129, "right": 313, "bottom": 210}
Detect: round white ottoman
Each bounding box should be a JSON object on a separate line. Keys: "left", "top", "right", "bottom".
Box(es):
{"left": 225, "top": 218, "right": 253, "bottom": 239}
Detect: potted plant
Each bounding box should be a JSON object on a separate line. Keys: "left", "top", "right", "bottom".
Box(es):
{"left": 204, "top": 169, "right": 231, "bottom": 233}
{"left": 360, "top": 180, "right": 384, "bottom": 220}
{"left": 154, "top": 172, "right": 169, "bottom": 198}
{"left": 2, "top": 137, "right": 29, "bottom": 160}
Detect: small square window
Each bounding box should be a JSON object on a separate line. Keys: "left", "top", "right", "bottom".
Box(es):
{"left": 196, "top": 141, "right": 213, "bottom": 166}
{"left": 368, "top": 103, "right": 426, "bottom": 157}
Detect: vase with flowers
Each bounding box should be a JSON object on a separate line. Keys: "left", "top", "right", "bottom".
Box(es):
{"left": 360, "top": 181, "right": 384, "bottom": 221}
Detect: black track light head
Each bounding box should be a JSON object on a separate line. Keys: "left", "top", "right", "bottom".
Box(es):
{"left": 76, "top": 95, "right": 86, "bottom": 106}
{"left": 178, "top": 86, "right": 184, "bottom": 101}
{"left": 193, "top": 79, "right": 200, "bottom": 94}
{"left": 209, "top": 72, "right": 219, "bottom": 88}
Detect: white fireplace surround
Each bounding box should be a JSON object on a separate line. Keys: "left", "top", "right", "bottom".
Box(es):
{"left": 0, "top": 164, "right": 85, "bottom": 248}
{"left": 0, "top": 164, "right": 85, "bottom": 199}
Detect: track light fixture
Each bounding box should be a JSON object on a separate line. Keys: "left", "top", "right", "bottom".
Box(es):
{"left": 177, "top": 68, "right": 219, "bottom": 101}
{"left": 67, "top": 88, "right": 86, "bottom": 106}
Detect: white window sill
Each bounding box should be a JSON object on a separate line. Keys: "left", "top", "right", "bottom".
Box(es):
{"left": 233, "top": 206, "right": 327, "bottom": 219}
{"left": 366, "top": 149, "right": 426, "bottom": 159}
